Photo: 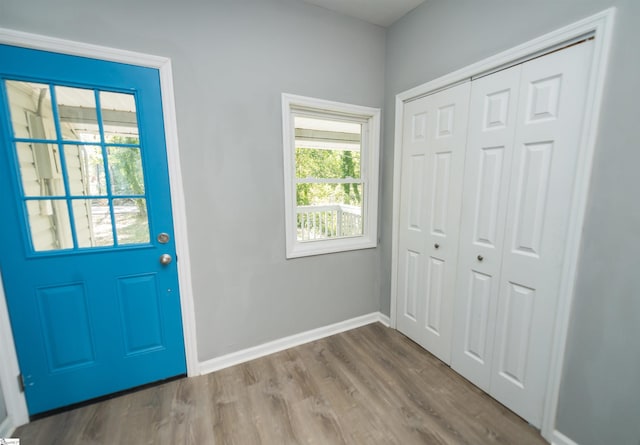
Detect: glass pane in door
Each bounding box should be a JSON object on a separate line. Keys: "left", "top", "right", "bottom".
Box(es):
{"left": 100, "top": 91, "right": 139, "bottom": 144}
{"left": 5, "top": 81, "right": 56, "bottom": 140}
{"left": 14, "top": 142, "right": 65, "bottom": 197}
{"left": 72, "top": 199, "right": 114, "bottom": 248}
{"left": 113, "top": 198, "right": 149, "bottom": 245}
{"left": 25, "top": 199, "right": 73, "bottom": 251}
{"left": 55, "top": 86, "right": 99, "bottom": 141}
{"left": 107, "top": 147, "right": 145, "bottom": 195}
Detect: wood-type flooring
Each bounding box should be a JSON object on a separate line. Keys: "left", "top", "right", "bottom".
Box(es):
{"left": 15, "top": 323, "right": 547, "bottom": 444}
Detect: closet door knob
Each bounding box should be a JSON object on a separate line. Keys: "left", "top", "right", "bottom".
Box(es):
{"left": 434, "top": 243, "right": 440, "bottom": 249}
{"left": 477, "top": 255, "right": 484, "bottom": 262}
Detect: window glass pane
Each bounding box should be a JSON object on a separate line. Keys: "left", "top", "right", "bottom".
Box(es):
{"left": 114, "top": 198, "right": 149, "bottom": 245}
{"left": 71, "top": 145, "right": 107, "bottom": 196}
{"left": 100, "top": 91, "right": 140, "bottom": 144}
{"left": 64, "top": 145, "right": 107, "bottom": 196}
{"left": 15, "top": 142, "right": 65, "bottom": 197}
{"left": 25, "top": 199, "right": 73, "bottom": 251}
{"left": 5, "top": 81, "right": 56, "bottom": 140}
{"left": 72, "top": 199, "right": 114, "bottom": 248}
{"left": 296, "top": 147, "right": 360, "bottom": 179}
{"left": 294, "top": 116, "right": 361, "bottom": 180}
{"left": 55, "top": 86, "right": 98, "bottom": 141}
{"left": 107, "top": 147, "right": 145, "bottom": 195}
{"left": 296, "top": 181, "right": 362, "bottom": 207}
{"left": 296, "top": 183, "right": 363, "bottom": 241}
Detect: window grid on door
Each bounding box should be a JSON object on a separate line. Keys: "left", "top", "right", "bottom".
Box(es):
{"left": 3, "top": 79, "right": 151, "bottom": 253}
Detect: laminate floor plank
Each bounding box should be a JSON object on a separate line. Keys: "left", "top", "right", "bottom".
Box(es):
{"left": 293, "top": 343, "right": 392, "bottom": 444}
{"left": 325, "top": 332, "right": 462, "bottom": 444}
{"left": 14, "top": 323, "right": 547, "bottom": 444}
{"left": 210, "top": 365, "right": 261, "bottom": 445}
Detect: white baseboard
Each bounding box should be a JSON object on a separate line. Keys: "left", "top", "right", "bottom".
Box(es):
{"left": 552, "top": 430, "right": 580, "bottom": 445}
{"left": 199, "top": 311, "right": 389, "bottom": 375}
{"left": 378, "top": 312, "right": 391, "bottom": 327}
{"left": 0, "top": 416, "right": 15, "bottom": 439}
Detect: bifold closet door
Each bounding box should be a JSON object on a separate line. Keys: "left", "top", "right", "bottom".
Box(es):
{"left": 451, "top": 40, "right": 594, "bottom": 426}
{"left": 396, "top": 82, "right": 470, "bottom": 363}
{"left": 449, "top": 64, "right": 522, "bottom": 390}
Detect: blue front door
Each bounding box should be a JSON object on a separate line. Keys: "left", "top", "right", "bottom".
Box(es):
{"left": 0, "top": 44, "right": 186, "bottom": 415}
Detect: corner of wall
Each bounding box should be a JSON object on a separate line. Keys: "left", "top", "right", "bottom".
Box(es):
{"left": 551, "top": 429, "right": 581, "bottom": 445}
{"left": 0, "top": 416, "right": 16, "bottom": 439}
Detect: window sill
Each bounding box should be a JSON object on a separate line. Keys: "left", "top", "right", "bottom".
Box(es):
{"left": 285, "top": 235, "right": 377, "bottom": 259}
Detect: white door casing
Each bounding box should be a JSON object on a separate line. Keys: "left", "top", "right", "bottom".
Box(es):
{"left": 396, "top": 82, "right": 470, "bottom": 363}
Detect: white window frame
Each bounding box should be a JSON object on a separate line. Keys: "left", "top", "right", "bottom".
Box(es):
{"left": 282, "top": 93, "right": 380, "bottom": 258}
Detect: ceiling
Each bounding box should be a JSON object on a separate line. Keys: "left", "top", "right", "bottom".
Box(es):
{"left": 301, "top": 0, "right": 426, "bottom": 27}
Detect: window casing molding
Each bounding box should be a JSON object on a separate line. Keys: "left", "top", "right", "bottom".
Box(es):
{"left": 282, "top": 93, "right": 380, "bottom": 258}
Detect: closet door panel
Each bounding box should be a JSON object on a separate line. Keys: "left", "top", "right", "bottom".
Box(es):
{"left": 420, "top": 86, "right": 471, "bottom": 363}
{"left": 462, "top": 270, "right": 492, "bottom": 362}
{"left": 474, "top": 146, "right": 505, "bottom": 246}
{"left": 451, "top": 66, "right": 522, "bottom": 389}
{"left": 397, "top": 82, "right": 470, "bottom": 363}
{"left": 490, "top": 41, "right": 594, "bottom": 426}
{"left": 396, "top": 97, "right": 430, "bottom": 343}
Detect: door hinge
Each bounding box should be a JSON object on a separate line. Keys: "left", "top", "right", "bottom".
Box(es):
{"left": 17, "top": 373, "right": 25, "bottom": 393}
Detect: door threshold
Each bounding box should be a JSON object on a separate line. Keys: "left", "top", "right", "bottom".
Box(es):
{"left": 29, "top": 373, "right": 187, "bottom": 421}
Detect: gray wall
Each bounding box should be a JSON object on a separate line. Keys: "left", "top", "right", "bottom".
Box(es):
{"left": 384, "top": 1, "right": 640, "bottom": 444}
{"left": 0, "top": 0, "right": 385, "bottom": 360}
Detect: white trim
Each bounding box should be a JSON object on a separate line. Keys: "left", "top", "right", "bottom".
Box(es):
{"left": 389, "top": 8, "right": 616, "bottom": 443}
{"left": 389, "top": 93, "right": 405, "bottom": 330}
{"left": 0, "top": 415, "right": 16, "bottom": 438}
{"left": 199, "top": 312, "right": 389, "bottom": 375}
{"left": 551, "top": 430, "right": 581, "bottom": 445}
{"left": 0, "top": 27, "right": 199, "bottom": 426}
{"left": 541, "top": 8, "right": 616, "bottom": 440}
{"left": 0, "top": 28, "right": 168, "bottom": 67}
{"left": 281, "top": 93, "right": 381, "bottom": 258}
{"left": 395, "top": 9, "right": 611, "bottom": 103}
{"left": 0, "top": 275, "right": 28, "bottom": 427}
{"left": 157, "top": 60, "right": 200, "bottom": 378}
{"left": 377, "top": 312, "right": 391, "bottom": 327}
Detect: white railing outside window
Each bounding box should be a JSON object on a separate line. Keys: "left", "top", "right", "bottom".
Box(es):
{"left": 296, "top": 205, "right": 362, "bottom": 241}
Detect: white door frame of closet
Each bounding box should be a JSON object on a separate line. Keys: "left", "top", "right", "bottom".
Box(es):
{"left": 389, "top": 8, "right": 615, "bottom": 442}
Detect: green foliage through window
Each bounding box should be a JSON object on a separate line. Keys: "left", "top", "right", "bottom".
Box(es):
{"left": 295, "top": 147, "right": 361, "bottom": 206}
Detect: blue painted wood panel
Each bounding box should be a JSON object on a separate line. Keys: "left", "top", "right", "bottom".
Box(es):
{"left": 37, "top": 283, "right": 95, "bottom": 371}
{"left": 118, "top": 274, "right": 165, "bottom": 356}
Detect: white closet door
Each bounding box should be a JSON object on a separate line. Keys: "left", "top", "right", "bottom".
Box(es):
{"left": 451, "top": 65, "right": 522, "bottom": 390}
{"left": 452, "top": 40, "right": 594, "bottom": 427}
{"left": 396, "top": 82, "right": 470, "bottom": 363}
{"left": 490, "top": 40, "right": 593, "bottom": 426}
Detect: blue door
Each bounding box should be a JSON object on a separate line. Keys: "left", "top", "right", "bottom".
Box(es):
{"left": 0, "top": 44, "right": 186, "bottom": 415}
